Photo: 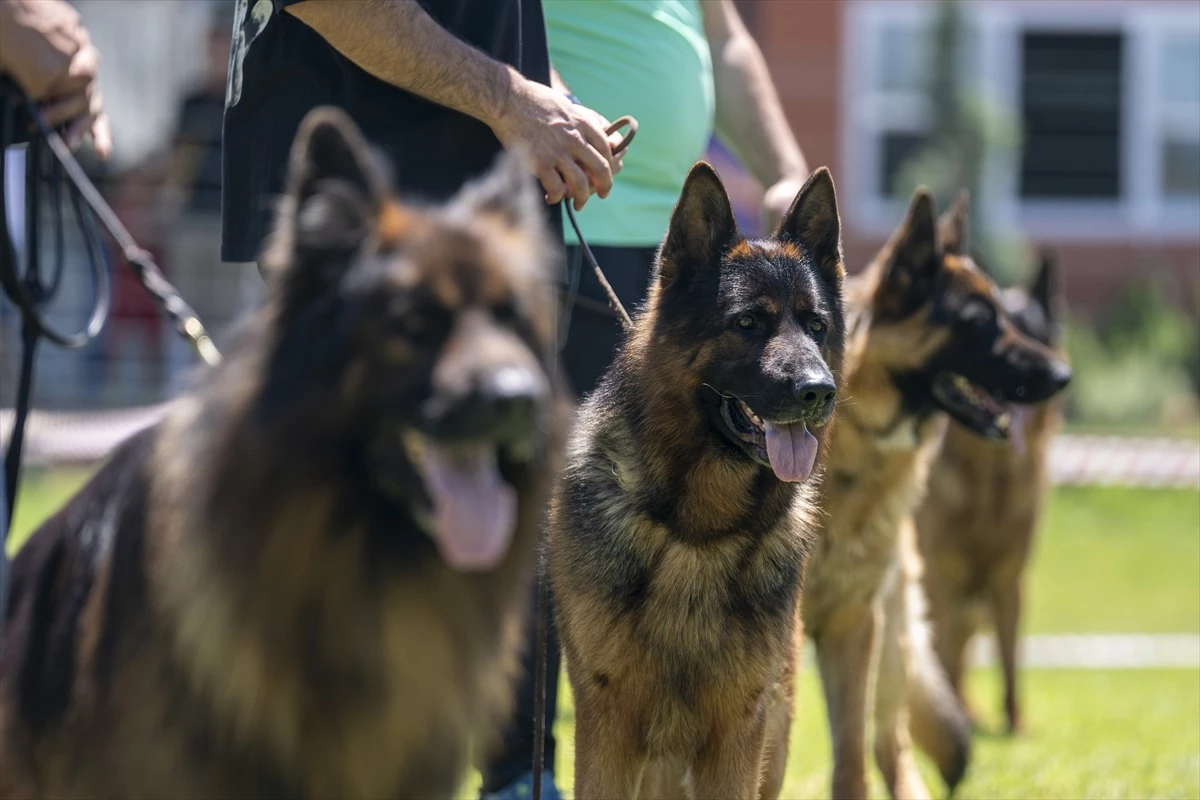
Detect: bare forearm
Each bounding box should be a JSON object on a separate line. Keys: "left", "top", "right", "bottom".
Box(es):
{"left": 550, "top": 67, "right": 570, "bottom": 95}
{"left": 285, "top": 0, "right": 517, "bottom": 128}
{"left": 703, "top": 1, "right": 808, "bottom": 185}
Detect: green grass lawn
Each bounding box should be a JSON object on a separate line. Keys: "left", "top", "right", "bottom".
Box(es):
{"left": 7, "top": 471, "right": 1200, "bottom": 798}
{"left": 458, "top": 665, "right": 1200, "bottom": 799}
{"left": 1026, "top": 485, "right": 1200, "bottom": 634}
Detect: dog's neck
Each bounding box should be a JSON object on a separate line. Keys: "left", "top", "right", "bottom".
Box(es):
{"left": 835, "top": 274, "right": 940, "bottom": 455}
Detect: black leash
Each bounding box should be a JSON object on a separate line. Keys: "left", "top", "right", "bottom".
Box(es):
{"left": 0, "top": 79, "right": 220, "bottom": 543}
{"left": 532, "top": 115, "right": 637, "bottom": 800}
{"left": 561, "top": 117, "right": 636, "bottom": 333}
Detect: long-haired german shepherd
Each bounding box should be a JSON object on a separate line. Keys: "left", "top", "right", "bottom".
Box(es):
{"left": 0, "top": 108, "right": 567, "bottom": 798}
{"left": 550, "top": 163, "right": 845, "bottom": 799}
{"left": 800, "top": 190, "right": 1071, "bottom": 799}
{"left": 916, "top": 251, "right": 1069, "bottom": 735}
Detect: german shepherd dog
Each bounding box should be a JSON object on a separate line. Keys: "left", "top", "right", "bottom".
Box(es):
{"left": 550, "top": 164, "right": 845, "bottom": 799}
{"left": 0, "top": 108, "right": 567, "bottom": 798}
{"left": 916, "top": 252, "right": 1069, "bottom": 735}
{"left": 800, "top": 190, "right": 1071, "bottom": 799}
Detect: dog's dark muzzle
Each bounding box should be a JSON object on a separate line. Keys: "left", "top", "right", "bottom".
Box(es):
{"left": 758, "top": 369, "right": 837, "bottom": 427}
{"left": 420, "top": 365, "right": 548, "bottom": 447}
{"left": 991, "top": 352, "right": 1072, "bottom": 405}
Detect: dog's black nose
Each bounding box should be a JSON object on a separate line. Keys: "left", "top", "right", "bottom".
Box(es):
{"left": 794, "top": 375, "right": 836, "bottom": 415}
{"left": 1049, "top": 358, "right": 1072, "bottom": 391}
{"left": 480, "top": 366, "right": 543, "bottom": 430}
{"left": 423, "top": 366, "right": 546, "bottom": 442}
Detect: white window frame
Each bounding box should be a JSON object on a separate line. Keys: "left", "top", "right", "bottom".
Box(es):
{"left": 841, "top": 0, "right": 1200, "bottom": 242}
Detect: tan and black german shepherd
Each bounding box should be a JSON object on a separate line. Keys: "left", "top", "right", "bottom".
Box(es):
{"left": 550, "top": 164, "right": 845, "bottom": 799}
{"left": 0, "top": 108, "right": 567, "bottom": 798}
{"left": 916, "top": 251, "right": 1069, "bottom": 734}
{"left": 801, "top": 190, "right": 1072, "bottom": 799}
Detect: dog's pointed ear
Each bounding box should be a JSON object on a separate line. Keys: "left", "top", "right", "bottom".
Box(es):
{"left": 452, "top": 146, "right": 547, "bottom": 234}
{"left": 1032, "top": 249, "right": 1064, "bottom": 331}
{"left": 937, "top": 188, "right": 969, "bottom": 255}
{"left": 266, "top": 107, "right": 386, "bottom": 290}
{"left": 776, "top": 167, "right": 843, "bottom": 285}
{"left": 875, "top": 188, "right": 938, "bottom": 314}
{"left": 888, "top": 188, "right": 938, "bottom": 279}
{"left": 659, "top": 162, "right": 739, "bottom": 287}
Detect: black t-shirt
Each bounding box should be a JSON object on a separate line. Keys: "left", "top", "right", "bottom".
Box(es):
{"left": 221, "top": 0, "right": 554, "bottom": 263}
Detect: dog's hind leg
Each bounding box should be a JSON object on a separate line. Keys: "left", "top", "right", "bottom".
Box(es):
{"left": 873, "top": 566, "right": 932, "bottom": 800}
{"left": 814, "top": 601, "right": 878, "bottom": 800}
{"left": 902, "top": 523, "right": 972, "bottom": 794}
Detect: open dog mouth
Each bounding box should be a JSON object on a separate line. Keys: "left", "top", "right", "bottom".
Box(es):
{"left": 396, "top": 430, "right": 520, "bottom": 574}
{"left": 719, "top": 396, "right": 819, "bottom": 483}
{"left": 931, "top": 372, "right": 1012, "bottom": 441}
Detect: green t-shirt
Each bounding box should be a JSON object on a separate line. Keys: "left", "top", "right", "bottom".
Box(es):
{"left": 545, "top": 0, "right": 715, "bottom": 247}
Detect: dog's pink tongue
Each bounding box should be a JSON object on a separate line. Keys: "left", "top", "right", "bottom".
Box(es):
{"left": 421, "top": 445, "right": 517, "bottom": 572}
{"left": 1010, "top": 407, "right": 1030, "bottom": 458}
{"left": 764, "top": 421, "right": 819, "bottom": 483}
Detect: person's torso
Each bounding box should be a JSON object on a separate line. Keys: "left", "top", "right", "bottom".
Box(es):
{"left": 221, "top": 0, "right": 552, "bottom": 263}
{"left": 545, "top": 0, "right": 715, "bottom": 247}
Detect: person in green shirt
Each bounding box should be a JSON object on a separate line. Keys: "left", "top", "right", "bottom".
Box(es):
{"left": 481, "top": 2, "right": 814, "bottom": 798}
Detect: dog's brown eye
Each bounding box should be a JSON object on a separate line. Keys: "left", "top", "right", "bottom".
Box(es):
{"left": 809, "top": 319, "right": 825, "bottom": 335}
{"left": 736, "top": 314, "right": 757, "bottom": 330}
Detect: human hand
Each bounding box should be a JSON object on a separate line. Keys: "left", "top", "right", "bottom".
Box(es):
{"left": 762, "top": 174, "right": 811, "bottom": 233}
{"left": 488, "top": 75, "right": 625, "bottom": 210}
{"left": 0, "top": 0, "right": 112, "bottom": 157}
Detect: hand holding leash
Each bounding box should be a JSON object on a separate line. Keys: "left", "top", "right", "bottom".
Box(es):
{"left": 562, "top": 115, "right": 637, "bottom": 331}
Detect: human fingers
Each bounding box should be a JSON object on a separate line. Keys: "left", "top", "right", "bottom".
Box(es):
{"left": 536, "top": 164, "right": 567, "bottom": 206}
{"left": 567, "top": 129, "right": 614, "bottom": 199}
{"left": 39, "top": 89, "right": 89, "bottom": 128}
{"left": 89, "top": 110, "right": 112, "bottom": 158}
{"left": 556, "top": 158, "right": 592, "bottom": 210}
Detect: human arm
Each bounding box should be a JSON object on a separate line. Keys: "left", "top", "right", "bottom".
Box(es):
{"left": 700, "top": 0, "right": 808, "bottom": 230}
{"left": 550, "top": 67, "right": 570, "bottom": 95}
{"left": 284, "top": 0, "right": 623, "bottom": 208}
{"left": 0, "top": 0, "right": 111, "bottom": 156}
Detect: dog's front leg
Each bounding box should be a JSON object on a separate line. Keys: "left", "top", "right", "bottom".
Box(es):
{"left": 688, "top": 711, "right": 768, "bottom": 800}
{"left": 814, "top": 601, "right": 880, "bottom": 800}
{"left": 573, "top": 693, "right": 647, "bottom": 800}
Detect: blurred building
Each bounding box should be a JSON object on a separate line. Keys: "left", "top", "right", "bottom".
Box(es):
{"left": 3, "top": 0, "right": 1196, "bottom": 416}
{"left": 735, "top": 0, "right": 1199, "bottom": 318}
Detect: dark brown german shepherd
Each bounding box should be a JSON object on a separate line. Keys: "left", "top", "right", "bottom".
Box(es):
{"left": 916, "top": 251, "right": 1069, "bottom": 735}
{"left": 550, "top": 163, "right": 845, "bottom": 799}
{"left": 0, "top": 108, "right": 567, "bottom": 799}
{"left": 801, "top": 190, "right": 1071, "bottom": 799}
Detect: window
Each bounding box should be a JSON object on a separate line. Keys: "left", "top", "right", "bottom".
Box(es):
{"left": 844, "top": 2, "right": 1200, "bottom": 239}
{"left": 1019, "top": 31, "right": 1123, "bottom": 199}
{"left": 863, "top": 15, "right": 979, "bottom": 199}
{"left": 1158, "top": 33, "right": 1200, "bottom": 200}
